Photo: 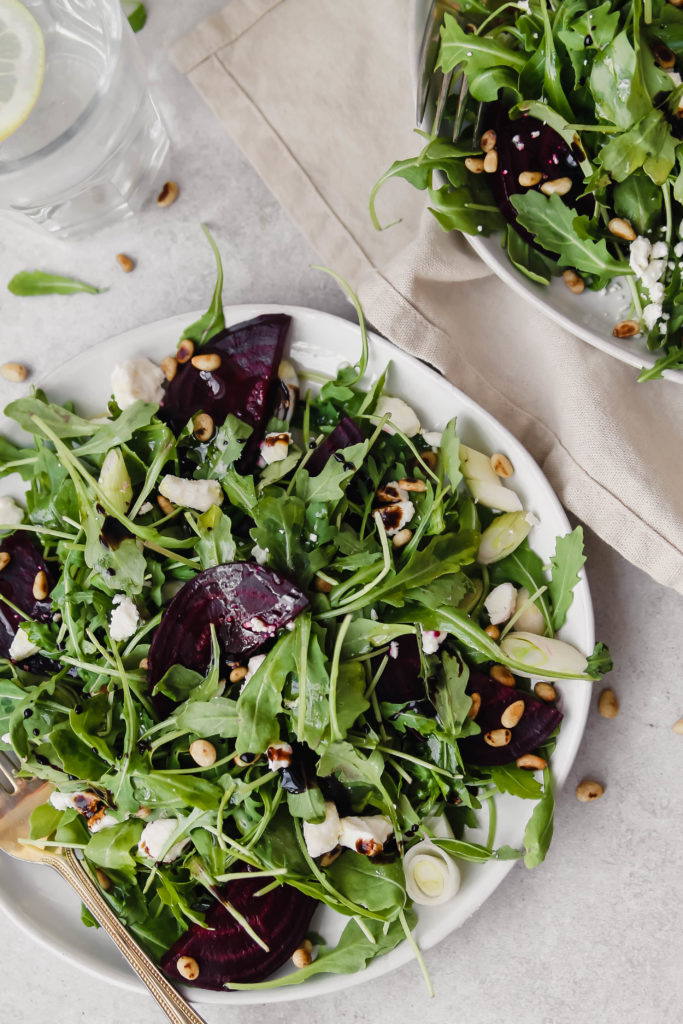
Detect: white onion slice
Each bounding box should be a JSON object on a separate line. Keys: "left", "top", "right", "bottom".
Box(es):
{"left": 403, "top": 840, "right": 461, "bottom": 906}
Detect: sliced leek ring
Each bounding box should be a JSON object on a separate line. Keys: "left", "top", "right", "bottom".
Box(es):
{"left": 403, "top": 839, "right": 461, "bottom": 906}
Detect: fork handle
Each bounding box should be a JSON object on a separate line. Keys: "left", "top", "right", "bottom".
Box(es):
{"left": 48, "top": 849, "right": 208, "bottom": 1024}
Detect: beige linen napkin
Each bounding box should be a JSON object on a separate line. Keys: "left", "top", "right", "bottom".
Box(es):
{"left": 172, "top": 0, "right": 683, "bottom": 594}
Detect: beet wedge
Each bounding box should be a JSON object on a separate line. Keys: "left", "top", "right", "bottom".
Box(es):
{"left": 161, "top": 873, "right": 317, "bottom": 990}
{"left": 306, "top": 415, "right": 364, "bottom": 477}
{"left": 0, "top": 533, "right": 54, "bottom": 670}
{"left": 459, "top": 671, "right": 562, "bottom": 767}
{"left": 160, "top": 313, "right": 291, "bottom": 465}
{"left": 148, "top": 562, "right": 308, "bottom": 692}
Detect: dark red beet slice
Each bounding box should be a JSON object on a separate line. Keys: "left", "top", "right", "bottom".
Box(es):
{"left": 148, "top": 562, "right": 308, "bottom": 693}
{"left": 486, "top": 108, "right": 591, "bottom": 249}
{"left": 0, "top": 533, "right": 54, "bottom": 670}
{"left": 161, "top": 874, "right": 317, "bottom": 989}
{"left": 160, "top": 314, "right": 291, "bottom": 465}
{"left": 459, "top": 671, "right": 562, "bottom": 766}
{"left": 306, "top": 415, "right": 364, "bottom": 476}
{"left": 373, "top": 635, "right": 425, "bottom": 703}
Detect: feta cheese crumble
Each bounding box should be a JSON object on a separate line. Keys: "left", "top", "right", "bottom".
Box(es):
{"left": 0, "top": 495, "right": 24, "bottom": 530}
{"left": 9, "top": 626, "right": 39, "bottom": 661}
{"left": 339, "top": 815, "right": 394, "bottom": 857}
{"left": 303, "top": 801, "right": 342, "bottom": 858}
{"left": 266, "top": 742, "right": 293, "bottom": 770}
{"left": 251, "top": 544, "right": 269, "bottom": 566}
{"left": 159, "top": 475, "right": 223, "bottom": 512}
{"left": 111, "top": 359, "right": 165, "bottom": 410}
{"left": 109, "top": 595, "right": 139, "bottom": 642}
{"left": 138, "top": 818, "right": 190, "bottom": 863}
{"left": 420, "top": 629, "right": 447, "bottom": 655}
{"left": 260, "top": 431, "right": 291, "bottom": 465}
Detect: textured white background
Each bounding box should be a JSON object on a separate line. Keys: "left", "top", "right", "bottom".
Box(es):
{"left": 1, "top": 3, "right": 682, "bottom": 1023}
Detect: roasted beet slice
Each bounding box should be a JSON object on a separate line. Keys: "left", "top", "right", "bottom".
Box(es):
{"left": 148, "top": 562, "right": 308, "bottom": 693}
{"left": 306, "top": 415, "right": 364, "bottom": 477}
{"left": 161, "top": 873, "right": 317, "bottom": 989}
{"left": 486, "top": 107, "right": 591, "bottom": 249}
{"left": 459, "top": 671, "right": 562, "bottom": 767}
{"left": 0, "top": 533, "right": 54, "bottom": 670}
{"left": 372, "top": 635, "right": 426, "bottom": 704}
{"left": 160, "top": 314, "right": 291, "bottom": 464}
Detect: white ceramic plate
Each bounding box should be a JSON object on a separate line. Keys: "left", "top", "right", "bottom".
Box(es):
{"left": 410, "top": 0, "right": 683, "bottom": 384}
{"left": 0, "top": 305, "right": 594, "bottom": 1004}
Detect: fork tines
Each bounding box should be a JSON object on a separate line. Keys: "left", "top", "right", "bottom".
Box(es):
{"left": 0, "top": 751, "right": 19, "bottom": 794}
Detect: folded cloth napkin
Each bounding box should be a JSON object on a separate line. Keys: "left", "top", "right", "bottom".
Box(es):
{"left": 172, "top": 0, "right": 683, "bottom": 594}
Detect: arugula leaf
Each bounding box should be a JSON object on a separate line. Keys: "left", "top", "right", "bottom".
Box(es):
{"left": 548, "top": 526, "right": 586, "bottom": 632}
{"left": 638, "top": 346, "right": 683, "bottom": 381}
{"left": 429, "top": 184, "right": 505, "bottom": 236}
{"left": 590, "top": 31, "right": 651, "bottom": 129}
{"left": 372, "top": 530, "right": 478, "bottom": 608}
{"left": 489, "top": 540, "right": 553, "bottom": 636}
{"left": 174, "top": 696, "right": 239, "bottom": 739}
{"left": 8, "top": 271, "right": 104, "bottom": 296}
{"left": 181, "top": 225, "right": 225, "bottom": 347}
{"left": 488, "top": 764, "right": 543, "bottom": 800}
{"left": 195, "top": 506, "right": 236, "bottom": 569}
{"left": 523, "top": 768, "right": 554, "bottom": 868}
{"left": 585, "top": 642, "right": 613, "bottom": 679}
{"left": 433, "top": 652, "right": 471, "bottom": 740}
{"left": 122, "top": 1, "right": 146, "bottom": 32}
{"left": 236, "top": 630, "right": 296, "bottom": 754}
{"left": 597, "top": 110, "right": 677, "bottom": 186}
{"left": 317, "top": 741, "right": 385, "bottom": 796}
{"left": 287, "top": 786, "right": 326, "bottom": 821}
{"left": 613, "top": 171, "right": 662, "bottom": 235}
{"left": 326, "top": 852, "right": 406, "bottom": 914}
{"left": 84, "top": 819, "right": 145, "bottom": 880}
{"left": 439, "top": 12, "right": 527, "bottom": 80}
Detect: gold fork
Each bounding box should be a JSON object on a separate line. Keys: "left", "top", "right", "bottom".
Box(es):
{"left": 0, "top": 751, "right": 207, "bottom": 1024}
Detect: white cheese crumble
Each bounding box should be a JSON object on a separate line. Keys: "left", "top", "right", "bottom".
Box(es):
{"left": 159, "top": 475, "right": 223, "bottom": 512}
{"left": 484, "top": 582, "right": 517, "bottom": 625}
{"left": 376, "top": 498, "right": 415, "bottom": 536}
{"left": 251, "top": 544, "right": 269, "bottom": 565}
{"left": 138, "top": 818, "right": 190, "bottom": 863}
{"left": 339, "top": 815, "right": 394, "bottom": 856}
{"left": 421, "top": 430, "right": 442, "bottom": 448}
{"left": 0, "top": 495, "right": 24, "bottom": 529}
{"left": 1, "top": 733, "right": 11, "bottom": 744}
{"left": 243, "top": 653, "right": 267, "bottom": 687}
{"left": 138, "top": 501, "right": 153, "bottom": 515}
{"left": 303, "top": 801, "right": 342, "bottom": 858}
{"left": 111, "top": 359, "right": 165, "bottom": 410}
{"left": 389, "top": 640, "right": 399, "bottom": 659}
{"left": 420, "top": 629, "right": 447, "bottom": 655}
{"left": 260, "top": 432, "right": 291, "bottom": 465}
{"left": 9, "top": 626, "right": 39, "bottom": 661}
{"left": 266, "top": 741, "right": 293, "bottom": 770}
{"left": 243, "top": 616, "right": 276, "bottom": 635}
{"left": 109, "top": 595, "right": 139, "bottom": 642}
{"left": 88, "top": 811, "right": 121, "bottom": 834}
{"left": 629, "top": 235, "right": 668, "bottom": 330}
{"left": 374, "top": 396, "right": 421, "bottom": 437}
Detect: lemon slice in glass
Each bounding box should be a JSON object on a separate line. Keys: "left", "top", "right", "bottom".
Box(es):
{"left": 0, "top": 0, "right": 45, "bottom": 143}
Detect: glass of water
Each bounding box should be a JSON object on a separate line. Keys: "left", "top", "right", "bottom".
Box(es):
{"left": 0, "top": 0, "right": 169, "bottom": 237}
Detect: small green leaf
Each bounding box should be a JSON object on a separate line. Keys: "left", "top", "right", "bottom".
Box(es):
{"left": 8, "top": 271, "right": 103, "bottom": 296}
{"left": 548, "top": 526, "right": 586, "bottom": 632}
{"left": 122, "top": 1, "right": 146, "bottom": 32}
{"left": 181, "top": 225, "right": 225, "bottom": 347}
{"left": 523, "top": 769, "right": 554, "bottom": 868}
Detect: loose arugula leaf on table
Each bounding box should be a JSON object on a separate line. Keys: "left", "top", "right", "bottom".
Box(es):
{"left": 181, "top": 225, "right": 225, "bottom": 346}
{"left": 8, "top": 271, "right": 104, "bottom": 296}
{"left": 122, "top": 1, "right": 146, "bottom": 32}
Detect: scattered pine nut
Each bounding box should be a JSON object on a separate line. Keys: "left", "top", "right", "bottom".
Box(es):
{"left": 613, "top": 319, "right": 641, "bottom": 339}
{"left": 501, "top": 699, "right": 525, "bottom": 729}
{"left": 136, "top": 806, "right": 151, "bottom": 819}
{"left": 419, "top": 451, "right": 438, "bottom": 470}
{"left": 490, "top": 452, "right": 513, "bottom": 478}
{"left": 598, "top": 688, "right": 619, "bottom": 719}
{"left": 608, "top": 217, "right": 636, "bottom": 242}
{"left": 516, "top": 754, "right": 547, "bottom": 771}
{"left": 465, "top": 157, "right": 486, "bottom": 174}
{"left": 534, "top": 682, "right": 557, "bottom": 702}
{"left": 562, "top": 269, "right": 585, "bottom": 294}
{"left": 485, "top": 624, "right": 500, "bottom": 640}
{"left": 1, "top": 362, "right": 28, "bottom": 383}
{"left": 191, "top": 353, "right": 222, "bottom": 372}
{"left": 541, "top": 177, "right": 572, "bottom": 196}
{"left": 392, "top": 528, "right": 413, "bottom": 548}
{"left": 481, "top": 129, "right": 497, "bottom": 152}
{"left": 484, "top": 727, "right": 512, "bottom": 748}
{"left": 576, "top": 779, "right": 604, "bottom": 802}
{"left": 176, "top": 955, "right": 199, "bottom": 980}
{"left": 490, "top": 664, "right": 515, "bottom": 687}
{"left": 229, "top": 666, "right": 247, "bottom": 684}
{"left": 314, "top": 576, "right": 333, "bottom": 594}
{"left": 518, "top": 170, "right": 543, "bottom": 187}
{"left": 157, "top": 494, "right": 175, "bottom": 516}
{"left": 672, "top": 718, "right": 683, "bottom": 735}
{"left": 32, "top": 569, "right": 48, "bottom": 600}
{"left": 189, "top": 739, "right": 217, "bottom": 767}
{"left": 0, "top": 552, "right": 10, "bottom": 571}
{"left": 398, "top": 478, "right": 427, "bottom": 493}
{"left": 193, "top": 413, "right": 214, "bottom": 442}
{"left": 116, "top": 253, "right": 135, "bottom": 273}
{"left": 652, "top": 42, "right": 676, "bottom": 68}
{"left": 157, "top": 180, "right": 179, "bottom": 207}
{"left": 138, "top": 657, "right": 149, "bottom": 671}
{"left": 484, "top": 149, "right": 498, "bottom": 173}
{"left": 320, "top": 847, "right": 342, "bottom": 867}
{"left": 161, "top": 356, "right": 178, "bottom": 381}
{"left": 95, "top": 869, "right": 112, "bottom": 891}
{"left": 292, "top": 941, "right": 313, "bottom": 968}
{"left": 176, "top": 339, "right": 194, "bottom": 363}
{"left": 467, "top": 692, "right": 481, "bottom": 719}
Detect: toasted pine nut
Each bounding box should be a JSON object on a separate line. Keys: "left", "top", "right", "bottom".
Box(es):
{"left": 176, "top": 955, "right": 199, "bottom": 980}
{"left": 157, "top": 180, "right": 179, "bottom": 207}
{"left": 484, "top": 150, "right": 498, "bottom": 173}
{"left": 33, "top": 570, "right": 48, "bottom": 600}
{"left": 189, "top": 739, "right": 217, "bottom": 767}
{"left": 653, "top": 42, "right": 676, "bottom": 68}
{"left": 490, "top": 664, "right": 515, "bottom": 687}
{"left": 193, "top": 412, "right": 214, "bottom": 442}
{"left": 481, "top": 129, "right": 497, "bottom": 152}
{"left": 320, "top": 846, "right": 342, "bottom": 867}
{"left": 541, "top": 177, "right": 572, "bottom": 196}
{"left": 485, "top": 624, "right": 500, "bottom": 640}
{"left": 0, "top": 552, "right": 10, "bottom": 571}
{"left": 419, "top": 451, "right": 438, "bottom": 469}
{"left": 672, "top": 718, "right": 683, "bottom": 734}
{"left": 191, "top": 353, "right": 222, "bottom": 372}
{"left": 465, "top": 157, "right": 486, "bottom": 174}
{"left": 161, "top": 356, "right": 178, "bottom": 381}
{"left": 576, "top": 779, "right": 604, "bottom": 802}
{"left": 116, "top": 253, "right": 134, "bottom": 273}
{"left": 176, "top": 339, "right": 194, "bottom": 363}
{"left": 518, "top": 170, "right": 543, "bottom": 187}
{"left": 138, "top": 657, "right": 149, "bottom": 671}
{"left": 1, "top": 362, "right": 28, "bottom": 383}
{"left": 292, "top": 943, "right": 313, "bottom": 968}
{"left": 229, "top": 666, "right": 247, "bottom": 683}
{"left": 489, "top": 453, "right": 513, "bottom": 478}
{"left": 562, "top": 268, "right": 585, "bottom": 294}
{"left": 516, "top": 754, "right": 547, "bottom": 770}
{"left": 501, "top": 698, "right": 525, "bottom": 729}
{"left": 613, "top": 319, "right": 641, "bottom": 339}
{"left": 392, "top": 528, "right": 413, "bottom": 548}
{"left": 397, "top": 478, "right": 427, "bottom": 493}
{"left": 598, "top": 688, "right": 619, "bottom": 719}
{"left": 95, "top": 868, "right": 112, "bottom": 891}
{"left": 607, "top": 217, "right": 637, "bottom": 242}
{"left": 467, "top": 692, "right": 481, "bottom": 719}
{"left": 314, "top": 575, "right": 333, "bottom": 593}
{"left": 157, "top": 494, "right": 175, "bottom": 516}
{"left": 136, "top": 805, "right": 151, "bottom": 818}
{"left": 484, "top": 727, "right": 512, "bottom": 748}
{"left": 534, "top": 682, "right": 557, "bottom": 702}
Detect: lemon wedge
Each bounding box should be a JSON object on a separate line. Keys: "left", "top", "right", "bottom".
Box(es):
{"left": 0, "top": 0, "right": 45, "bottom": 143}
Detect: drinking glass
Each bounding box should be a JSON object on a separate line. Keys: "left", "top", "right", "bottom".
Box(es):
{"left": 0, "top": 0, "right": 170, "bottom": 237}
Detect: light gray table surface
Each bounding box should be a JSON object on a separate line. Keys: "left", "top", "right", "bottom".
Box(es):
{"left": 1, "top": 3, "right": 681, "bottom": 1023}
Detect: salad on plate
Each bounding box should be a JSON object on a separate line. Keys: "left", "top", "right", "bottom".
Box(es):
{"left": 0, "top": 240, "right": 611, "bottom": 993}
{"left": 375, "top": 0, "right": 683, "bottom": 381}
